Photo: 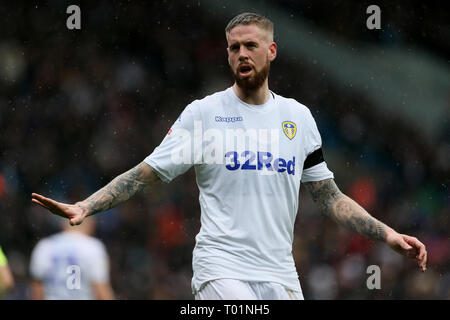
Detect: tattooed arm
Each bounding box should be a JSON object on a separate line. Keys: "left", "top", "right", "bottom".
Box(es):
{"left": 75, "top": 162, "right": 158, "bottom": 216}
{"left": 302, "top": 178, "right": 427, "bottom": 271}
{"left": 302, "top": 178, "right": 389, "bottom": 241}
{"left": 31, "top": 162, "right": 160, "bottom": 225}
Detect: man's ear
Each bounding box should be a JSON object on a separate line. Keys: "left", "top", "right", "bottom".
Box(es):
{"left": 268, "top": 42, "right": 277, "bottom": 61}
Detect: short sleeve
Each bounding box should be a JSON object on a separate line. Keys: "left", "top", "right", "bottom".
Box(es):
{"left": 301, "top": 110, "right": 334, "bottom": 182}
{"left": 86, "top": 241, "right": 109, "bottom": 284}
{"left": 144, "top": 103, "right": 201, "bottom": 183}
{"left": 29, "top": 241, "right": 49, "bottom": 280}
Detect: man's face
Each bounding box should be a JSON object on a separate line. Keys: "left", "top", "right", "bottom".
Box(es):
{"left": 226, "top": 24, "right": 277, "bottom": 91}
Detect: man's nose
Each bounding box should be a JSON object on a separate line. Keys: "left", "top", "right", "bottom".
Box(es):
{"left": 238, "top": 47, "right": 249, "bottom": 60}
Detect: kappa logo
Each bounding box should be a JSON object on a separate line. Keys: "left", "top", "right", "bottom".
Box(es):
{"left": 282, "top": 121, "right": 297, "bottom": 140}
{"left": 215, "top": 116, "right": 243, "bottom": 123}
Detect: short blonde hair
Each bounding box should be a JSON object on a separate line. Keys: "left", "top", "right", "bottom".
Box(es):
{"left": 225, "top": 12, "right": 274, "bottom": 40}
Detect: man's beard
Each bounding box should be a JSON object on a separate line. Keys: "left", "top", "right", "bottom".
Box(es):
{"left": 232, "top": 59, "right": 270, "bottom": 91}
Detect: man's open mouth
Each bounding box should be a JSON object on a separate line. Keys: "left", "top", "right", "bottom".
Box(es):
{"left": 239, "top": 65, "right": 253, "bottom": 77}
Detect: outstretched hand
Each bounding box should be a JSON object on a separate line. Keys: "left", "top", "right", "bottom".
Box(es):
{"left": 31, "top": 193, "right": 87, "bottom": 226}
{"left": 386, "top": 231, "right": 427, "bottom": 272}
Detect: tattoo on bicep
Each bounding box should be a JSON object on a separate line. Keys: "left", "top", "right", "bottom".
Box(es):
{"left": 303, "top": 179, "right": 344, "bottom": 212}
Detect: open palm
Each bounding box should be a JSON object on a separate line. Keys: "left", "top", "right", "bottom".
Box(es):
{"left": 31, "top": 193, "right": 86, "bottom": 226}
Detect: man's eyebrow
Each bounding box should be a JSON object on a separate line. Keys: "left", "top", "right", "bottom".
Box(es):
{"left": 229, "top": 39, "right": 258, "bottom": 45}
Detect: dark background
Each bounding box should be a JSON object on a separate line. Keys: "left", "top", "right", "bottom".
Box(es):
{"left": 0, "top": 0, "right": 448, "bottom": 299}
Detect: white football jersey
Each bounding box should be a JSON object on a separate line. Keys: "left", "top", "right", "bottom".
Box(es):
{"left": 29, "top": 232, "right": 110, "bottom": 300}
{"left": 144, "top": 87, "right": 334, "bottom": 294}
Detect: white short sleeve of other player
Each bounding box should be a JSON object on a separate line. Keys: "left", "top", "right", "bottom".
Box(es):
{"left": 144, "top": 103, "right": 200, "bottom": 182}
{"left": 86, "top": 240, "right": 109, "bottom": 284}
{"left": 29, "top": 239, "right": 50, "bottom": 280}
{"left": 301, "top": 109, "right": 334, "bottom": 182}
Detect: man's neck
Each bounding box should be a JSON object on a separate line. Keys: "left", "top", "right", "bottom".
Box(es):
{"left": 232, "top": 82, "right": 270, "bottom": 105}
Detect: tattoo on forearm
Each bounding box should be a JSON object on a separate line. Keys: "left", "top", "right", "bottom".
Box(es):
{"left": 77, "top": 163, "right": 151, "bottom": 216}
{"left": 303, "top": 179, "right": 387, "bottom": 241}
{"left": 333, "top": 198, "right": 386, "bottom": 241}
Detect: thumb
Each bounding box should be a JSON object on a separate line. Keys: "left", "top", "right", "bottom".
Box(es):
{"left": 402, "top": 242, "right": 413, "bottom": 250}
{"left": 399, "top": 240, "right": 418, "bottom": 258}
{"left": 395, "top": 238, "right": 413, "bottom": 251}
{"left": 69, "top": 217, "right": 82, "bottom": 226}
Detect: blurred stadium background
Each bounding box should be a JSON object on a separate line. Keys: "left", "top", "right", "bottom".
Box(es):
{"left": 0, "top": 0, "right": 448, "bottom": 299}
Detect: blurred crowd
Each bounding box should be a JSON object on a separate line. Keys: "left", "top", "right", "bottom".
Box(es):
{"left": 0, "top": 1, "right": 448, "bottom": 299}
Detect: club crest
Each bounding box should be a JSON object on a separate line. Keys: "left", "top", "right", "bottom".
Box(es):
{"left": 282, "top": 121, "right": 297, "bottom": 140}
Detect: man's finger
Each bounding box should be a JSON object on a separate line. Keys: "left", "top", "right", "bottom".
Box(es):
{"left": 70, "top": 217, "right": 82, "bottom": 226}
{"left": 32, "top": 193, "right": 55, "bottom": 205}
{"left": 404, "top": 236, "right": 423, "bottom": 248}
{"left": 417, "top": 245, "right": 426, "bottom": 260}
{"left": 403, "top": 235, "right": 427, "bottom": 272}
{"left": 31, "top": 193, "right": 46, "bottom": 200}
{"left": 31, "top": 198, "right": 50, "bottom": 210}
{"left": 399, "top": 239, "right": 413, "bottom": 251}
{"left": 32, "top": 193, "right": 61, "bottom": 210}
{"left": 418, "top": 255, "right": 427, "bottom": 272}
{"left": 404, "top": 237, "right": 425, "bottom": 257}
{"left": 418, "top": 248, "right": 427, "bottom": 272}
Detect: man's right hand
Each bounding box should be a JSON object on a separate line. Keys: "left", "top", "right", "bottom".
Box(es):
{"left": 31, "top": 162, "right": 158, "bottom": 226}
{"left": 31, "top": 193, "right": 87, "bottom": 226}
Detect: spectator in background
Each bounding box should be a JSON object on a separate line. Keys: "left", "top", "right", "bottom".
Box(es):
{"left": 29, "top": 218, "right": 114, "bottom": 300}
{"left": 0, "top": 246, "right": 14, "bottom": 297}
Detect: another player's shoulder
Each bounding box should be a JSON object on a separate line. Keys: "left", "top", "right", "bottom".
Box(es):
{"left": 87, "top": 236, "right": 106, "bottom": 249}
{"left": 58, "top": 232, "right": 106, "bottom": 253}
{"left": 68, "top": 233, "right": 106, "bottom": 251}
{"left": 31, "top": 234, "right": 56, "bottom": 255}
{"left": 32, "top": 232, "right": 69, "bottom": 252}
{"left": 83, "top": 235, "right": 108, "bottom": 255}
{"left": 36, "top": 232, "right": 64, "bottom": 247}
